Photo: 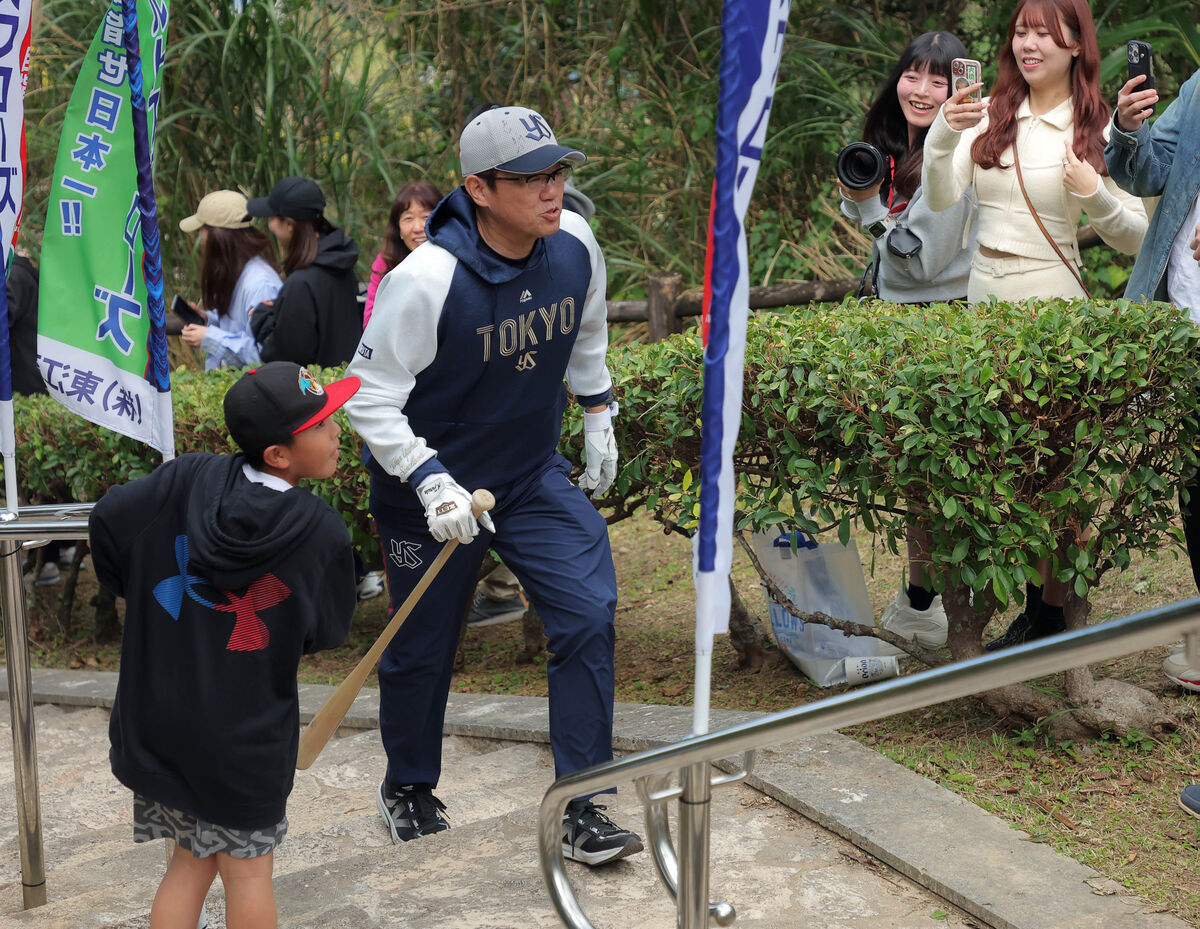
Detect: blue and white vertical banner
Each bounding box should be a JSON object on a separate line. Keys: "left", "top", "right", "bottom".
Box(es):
{"left": 693, "top": 0, "right": 789, "bottom": 687}
{"left": 0, "top": 0, "right": 33, "bottom": 511}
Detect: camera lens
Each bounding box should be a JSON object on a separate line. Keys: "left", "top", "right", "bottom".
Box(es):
{"left": 836, "top": 142, "right": 888, "bottom": 191}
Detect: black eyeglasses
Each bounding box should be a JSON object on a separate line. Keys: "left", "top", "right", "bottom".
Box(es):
{"left": 490, "top": 165, "right": 573, "bottom": 190}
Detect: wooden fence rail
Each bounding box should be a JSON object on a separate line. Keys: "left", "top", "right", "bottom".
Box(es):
{"left": 610, "top": 226, "right": 1105, "bottom": 342}
{"left": 607, "top": 273, "right": 858, "bottom": 341}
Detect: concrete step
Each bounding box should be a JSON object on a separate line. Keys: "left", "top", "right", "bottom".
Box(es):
{"left": 2, "top": 703, "right": 985, "bottom": 929}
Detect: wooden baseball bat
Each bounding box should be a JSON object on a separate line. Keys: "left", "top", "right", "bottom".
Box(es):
{"left": 296, "top": 488, "right": 495, "bottom": 770}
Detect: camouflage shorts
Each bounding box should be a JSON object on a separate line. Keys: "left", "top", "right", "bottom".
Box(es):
{"left": 132, "top": 794, "right": 287, "bottom": 859}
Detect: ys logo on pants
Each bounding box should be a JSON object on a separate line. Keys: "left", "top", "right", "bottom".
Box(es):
{"left": 389, "top": 538, "right": 423, "bottom": 570}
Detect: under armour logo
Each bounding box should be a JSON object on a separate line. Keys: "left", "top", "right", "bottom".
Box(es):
{"left": 389, "top": 538, "right": 423, "bottom": 570}
{"left": 520, "top": 113, "right": 552, "bottom": 142}
{"left": 516, "top": 351, "right": 538, "bottom": 371}
{"left": 519, "top": 289, "right": 532, "bottom": 303}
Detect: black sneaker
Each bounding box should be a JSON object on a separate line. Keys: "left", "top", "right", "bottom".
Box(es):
{"left": 985, "top": 611, "right": 1065, "bottom": 652}
{"left": 562, "top": 802, "right": 644, "bottom": 866}
{"left": 377, "top": 780, "right": 450, "bottom": 843}
{"left": 1180, "top": 785, "right": 1200, "bottom": 820}
{"left": 467, "top": 590, "right": 526, "bottom": 628}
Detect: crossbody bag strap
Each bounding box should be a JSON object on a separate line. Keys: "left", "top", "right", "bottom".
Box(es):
{"left": 1011, "top": 142, "right": 1091, "bottom": 299}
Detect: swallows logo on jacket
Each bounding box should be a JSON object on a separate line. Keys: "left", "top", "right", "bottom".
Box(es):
{"left": 153, "top": 535, "right": 291, "bottom": 652}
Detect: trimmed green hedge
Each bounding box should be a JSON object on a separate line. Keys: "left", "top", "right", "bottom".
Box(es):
{"left": 14, "top": 366, "right": 380, "bottom": 563}
{"left": 612, "top": 298, "right": 1200, "bottom": 608}
{"left": 12, "top": 297, "right": 1199, "bottom": 616}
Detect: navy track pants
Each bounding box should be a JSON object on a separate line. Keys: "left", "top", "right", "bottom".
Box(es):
{"left": 371, "top": 455, "right": 617, "bottom": 788}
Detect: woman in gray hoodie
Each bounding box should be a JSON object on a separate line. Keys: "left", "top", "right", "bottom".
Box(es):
{"left": 839, "top": 31, "right": 978, "bottom": 652}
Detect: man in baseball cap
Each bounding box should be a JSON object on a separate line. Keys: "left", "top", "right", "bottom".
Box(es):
{"left": 345, "top": 104, "right": 637, "bottom": 865}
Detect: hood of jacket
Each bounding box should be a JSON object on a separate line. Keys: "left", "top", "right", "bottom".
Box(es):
{"left": 426, "top": 186, "right": 548, "bottom": 285}
{"left": 312, "top": 228, "right": 360, "bottom": 274}
{"left": 183, "top": 454, "right": 335, "bottom": 591}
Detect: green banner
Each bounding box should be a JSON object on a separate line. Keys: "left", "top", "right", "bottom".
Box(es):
{"left": 37, "top": 0, "right": 171, "bottom": 453}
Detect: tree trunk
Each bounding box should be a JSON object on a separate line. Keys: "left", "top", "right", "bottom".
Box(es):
{"left": 1060, "top": 591, "right": 1178, "bottom": 737}
{"left": 943, "top": 580, "right": 1093, "bottom": 740}
{"left": 90, "top": 586, "right": 120, "bottom": 643}
{"left": 727, "top": 577, "right": 774, "bottom": 671}
{"left": 518, "top": 602, "right": 546, "bottom": 663}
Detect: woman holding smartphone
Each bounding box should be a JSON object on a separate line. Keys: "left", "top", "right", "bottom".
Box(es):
{"left": 839, "top": 31, "right": 978, "bottom": 650}
{"left": 922, "top": 0, "right": 1148, "bottom": 649}
{"left": 178, "top": 190, "right": 282, "bottom": 371}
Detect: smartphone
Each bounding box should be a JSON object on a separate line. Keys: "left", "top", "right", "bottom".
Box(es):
{"left": 1127, "top": 40, "right": 1154, "bottom": 92}
{"left": 951, "top": 57, "right": 983, "bottom": 104}
{"left": 171, "top": 294, "right": 206, "bottom": 327}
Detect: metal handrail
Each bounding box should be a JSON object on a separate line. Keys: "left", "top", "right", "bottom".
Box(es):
{"left": 1, "top": 505, "right": 93, "bottom": 909}
{"left": 538, "top": 599, "right": 1200, "bottom": 929}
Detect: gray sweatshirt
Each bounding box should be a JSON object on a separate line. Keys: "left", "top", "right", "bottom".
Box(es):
{"left": 841, "top": 184, "right": 976, "bottom": 303}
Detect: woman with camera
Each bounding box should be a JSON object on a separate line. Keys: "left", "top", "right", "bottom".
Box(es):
{"left": 840, "top": 31, "right": 977, "bottom": 304}
{"left": 838, "top": 31, "right": 978, "bottom": 651}
{"left": 922, "top": 0, "right": 1148, "bottom": 649}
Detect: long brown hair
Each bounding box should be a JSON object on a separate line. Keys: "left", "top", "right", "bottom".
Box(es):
{"left": 971, "top": 0, "right": 1109, "bottom": 173}
{"left": 282, "top": 216, "right": 335, "bottom": 276}
{"left": 201, "top": 227, "right": 277, "bottom": 317}
{"left": 380, "top": 180, "right": 442, "bottom": 272}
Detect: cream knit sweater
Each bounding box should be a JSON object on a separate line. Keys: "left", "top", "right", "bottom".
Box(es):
{"left": 923, "top": 96, "right": 1147, "bottom": 263}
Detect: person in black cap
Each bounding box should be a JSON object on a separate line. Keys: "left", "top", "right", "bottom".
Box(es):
{"left": 345, "top": 104, "right": 642, "bottom": 867}
{"left": 246, "top": 176, "right": 363, "bottom": 367}
{"left": 90, "top": 361, "right": 360, "bottom": 929}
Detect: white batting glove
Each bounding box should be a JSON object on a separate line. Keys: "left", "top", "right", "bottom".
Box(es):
{"left": 579, "top": 401, "right": 619, "bottom": 498}
{"left": 416, "top": 474, "right": 495, "bottom": 543}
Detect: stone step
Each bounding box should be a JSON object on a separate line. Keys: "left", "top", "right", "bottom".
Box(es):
{"left": 2, "top": 703, "right": 984, "bottom": 929}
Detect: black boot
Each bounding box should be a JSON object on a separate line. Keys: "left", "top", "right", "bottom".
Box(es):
{"left": 985, "top": 604, "right": 1065, "bottom": 652}
{"left": 985, "top": 611, "right": 1035, "bottom": 651}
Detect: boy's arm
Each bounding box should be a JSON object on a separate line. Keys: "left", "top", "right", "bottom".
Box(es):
{"left": 88, "top": 489, "right": 127, "bottom": 598}
{"left": 304, "top": 521, "right": 357, "bottom": 654}
{"left": 88, "top": 464, "right": 177, "bottom": 597}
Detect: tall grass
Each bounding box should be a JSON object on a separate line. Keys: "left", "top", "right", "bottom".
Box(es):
{"left": 21, "top": 0, "right": 1200, "bottom": 300}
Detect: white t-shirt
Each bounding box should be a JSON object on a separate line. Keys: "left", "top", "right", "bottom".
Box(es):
{"left": 1168, "top": 192, "right": 1200, "bottom": 324}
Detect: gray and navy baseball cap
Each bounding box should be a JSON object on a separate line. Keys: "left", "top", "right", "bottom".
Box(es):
{"left": 459, "top": 106, "right": 586, "bottom": 177}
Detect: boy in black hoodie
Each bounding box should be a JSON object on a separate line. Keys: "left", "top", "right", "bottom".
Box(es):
{"left": 90, "top": 362, "right": 360, "bottom": 929}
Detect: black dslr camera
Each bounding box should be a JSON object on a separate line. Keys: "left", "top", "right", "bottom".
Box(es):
{"left": 836, "top": 142, "right": 887, "bottom": 190}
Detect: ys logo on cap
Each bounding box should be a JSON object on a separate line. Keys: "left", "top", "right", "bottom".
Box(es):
{"left": 520, "top": 113, "right": 552, "bottom": 142}
{"left": 297, "top": 367, "right": 325, "bottom": 397}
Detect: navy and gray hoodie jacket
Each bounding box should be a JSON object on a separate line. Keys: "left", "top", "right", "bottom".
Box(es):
{"left": 345, "top": 186, "right": 612, "bottom": 498}
{"left": 90, "top": 453, "right": 355, "bottom": 829}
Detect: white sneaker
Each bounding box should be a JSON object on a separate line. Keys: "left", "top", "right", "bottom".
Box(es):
{"left": 878, "top": 589, "right": 947, "bottom": 649}
{"left": 1163, "top": 642, "right": 1200, "bottom": 692}
{"left": 23, "top": 562, "right": 61, "bottom": 587}
{"left": 357, "top": 571, "right": 385, "bottom": 603}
